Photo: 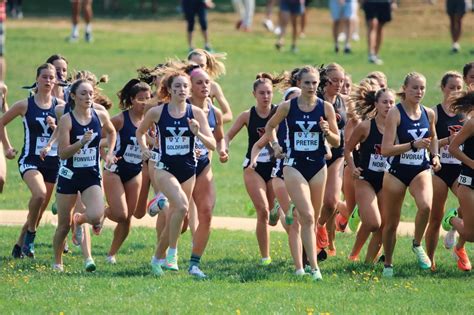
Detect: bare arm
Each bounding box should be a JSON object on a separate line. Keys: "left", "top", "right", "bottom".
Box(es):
{"left": 426, "top": 107, "right": 440, "bottom": 171}
{"left": 136, "top": 106, "right": 162, "bottom": 160}
{"left": 223, "top": 110, "right": 249, "bottom": 160}
{"left": 0, "top": 99, "right": 27, "bottom": 157}
{"left": 190, "top": 106, "right": 216, "bottom": 151}
{"left": 98, "top": 110, "right": 118, "bottom": 168}
{"left": 344, "top": 120, "right": 369, "bottom": 176}
{"left": 322, "top": 101, "right": 340, "bottom": 148}
{"left": 449, "top": 119, "right": 474, "bottom": 169}
{"left": 57, "top": 114, "right": 82, "bottom": 160}
{"left": 265, "top": 101, "right": 290, "bottom": 158}
{"left": 381, "top": 107, "right": 408, "bottom": 156}
{"left": 212, "top": 106, "right": 227, "bottom": 162}
{"left": 211, "top": 81, "right": 233, "bottom": 123}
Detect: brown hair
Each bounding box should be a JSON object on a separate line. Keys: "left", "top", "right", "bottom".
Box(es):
{"left": 449, "top": 91, "right": 474, "bottom": 114}
{"left": 117, "top": 79, "right": 151, "bottom": 111}
{"left": 440, "top": 71, "right": 463, "bottom": 88}
{"left": 253, "top": 72, "right": 286, "bottom": 91}
{"left": 187, "top": 49, "right": 226, "bottom": 79}
{"left": 156, "top": 71, "right": 190, "bottom": 103}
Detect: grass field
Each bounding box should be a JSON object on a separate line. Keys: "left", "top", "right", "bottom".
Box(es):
{"left": 1, "top": 2, "right": 473, "bottom": 221}
{"left": 0, "top": 225, "right": 473, "bottom": 313}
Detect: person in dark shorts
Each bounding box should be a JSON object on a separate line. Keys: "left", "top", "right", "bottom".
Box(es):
{"left": 446, "top": 0, "right": 471, "bottom": 53}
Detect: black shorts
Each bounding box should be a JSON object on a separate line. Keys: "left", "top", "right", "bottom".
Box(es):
{"left": 284, "top": 156, "right": 326, "bottom": 182}
{"left": 447, "top": 0, "right": 468, "bottom": 16}
{"left": 19, "top": 162, "right": 59, "bottom": 184}
{"left": 388, "top": 162, "right": 430, "bottom": 187}
{"left": 156, "top": 157, "right": 196, "bottom": 184}
{"left": 57, "top": 169, "right": 101, "bottom": 195}
{"left": 243, "top": 159, "right": 274, "bottom": 183}
{"left": 363, "top": 2, "right": 392, "bottom": 23}
{"left": 458, "top": 167, "right": 474, "bottom": 189}
{"left": 105, "top": 163, "right": 142, "bottom": 184}
{"left": 360, "top": 169, "right": 384, "bottom": 194}
{"left": 326, "top": 147, "right": 344, "bottom": 168}
{"left": 434, "top": 164, "right": 461, "bottom": 188}
{"left": 196, "top": 156, "right": 210, "bottom": 177}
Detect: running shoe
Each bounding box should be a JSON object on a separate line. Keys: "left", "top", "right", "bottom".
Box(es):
{"left": 348, "top": 254, "right": 359, "bottom": 262}
{"left": 442, "top": 208, "right": 458, "bottom": 231}
{"left": 204, "top": 45, "right": 214, "bottom": 53}
{"left": 295, "top": 269, "right": 306, "bottom": 276}
{"left": 269, "top": 200, "right": 280, "bottom": 226}
{"left": 317, "top": 248, "right": 328, "bottom": 262}
{"left": 262, "top": 19, "right": 274, "bottom": 32}
{"left": 316, "top": 225, "right": 329, "bottom": 249}
{"left": 84, "top": 257, "right": 96, "bottom": 272}
{"left": 348, "top": 207, "right": 360, "bottom": 232}
{"left": 189, "top": 265, "right": 208, "bottom": 279}
{"left": 52, "top": 264, "right": 64, "bottom": 272}
{"left": 285, "top": 203, "right": 294, "bottom": 225}
{"left": 85, "top": 32, "right": 93, "bottom": 43}
{"left": 106, "top": 255, "right": 116, "bottom": 265}
{"left": 63, "top": 242, "right": 70, "bottom": 254}
{"left": 259, "top": 257, "right": 272, "bottom": 266}
{"left": 72, "top": 222, "right": 84, "bottom": 246}
{"left": 327, "top": 248, "right": 336, "bottom": 257}
{"left": 382, "top": 265, "right": 394, "bottom": 278}
{"left": 11, "top": 244, "right": 24, "bottom": 259}
{"left": 311, "top": 269, "right": 323, "bottom": 281}
{"left": 368, "top": 54, "right": 383, "bottom": 65}
{"left": 22, "top": 231, "right": 36, "bottom": 258}
{"left": 453, "top": 247, "right": 472, "bottom": 272}
{"left": 51, "top": 200, "right": 58, "bottom": 215}
{"left": 164, "top": 254, "right": 179, "bottom": 271}
{"left": 444, "top": 227, "right": 457, "bottom": 249}
{"left": 412, "top": 245, "right": 432, "bottom": 269}
{"left": 151, "top": 260, "right": 164, "bottom": 276}
{"left": 147, "top": 194, "right": 169, "bottom": 217}
{"left": 67, "top": 34, "right": 78, "bottom": 43}
{"left": 335, "top": 213, "right": 348, "bottom": 232}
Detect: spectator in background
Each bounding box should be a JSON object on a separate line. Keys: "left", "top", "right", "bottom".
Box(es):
{"left": 263, "top": 0, "right": 276, "bottom": 32}
{"left": 69, "top": 0, "right": 94, "bottom": 43}
{"left": 362, "top": 0, "right": 396, "bottom": 65}
{"left": 275, "top": 0, "right": 305, "bottom": 53}
{"left": 183, "top": 0, "right": 215, "bottom": 52}
{"left": 8, "top": 0, "right": 23, "bottom": 19}
{"left": 232, "top": 0, "right": 255, "bottom": 31}
{"left": 446, "top": 0, "right": 471, "bottom": 53}
{"left": 330, "top": 0, "right": 358, "bottom": 54}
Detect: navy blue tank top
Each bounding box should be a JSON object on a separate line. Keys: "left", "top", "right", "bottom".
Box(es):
{"left": 245, "top": 105, "right": 275, "bottom": 162}
{"left": 435, "top": 104, "right": 464, "bottom": 165}
{"left": 195, "top": 100, "right": 216, "bottom": 159}
{"left": 359, "top": 119, "right": 386, "bottom": 173}
{"left": 460, "top": 134, "right": 474, "bottom": 180}
{"left": 277, "top": 116, "right": 288, "bottom": 152}
{"left": 157, "top": 103, "right": 196, "bottom": 162}
{"left": 114, "top": 111, "right": 142, "bottom": 171}
{"left": 318, "top": 92, "right": 346, "bottom": 148}
{"left": 390, "top": 103, "right": 431, "bottom": 167}
{"left": 286, "top": 97, "right": 326, "bottom": 160}
{"left": 61, "top": 109, "right": 102, "bottom": 174}
{"left": 19, "top": 96, "right": 59, "bottom": 167}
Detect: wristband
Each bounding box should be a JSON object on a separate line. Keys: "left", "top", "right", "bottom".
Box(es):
{"left": 271, "top": 141, "right": 279, "bottom": 147}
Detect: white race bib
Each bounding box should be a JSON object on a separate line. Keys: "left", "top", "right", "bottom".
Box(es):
{"left": 440, "top": 145, "right": 461, "bottom": 165}
{"left": 150, "top": 151, "right": 161, "bottom": 162}
{"left": 35, "top": 137, "right": 58, "bottom": 156}
{"left": 458, "top": 174, "right": 472, "bottom": 186}
{"left": 283, "top": 157, "right": 295, "bottom": 167}
{"left": 73, "top": 148, "right": 97, "bottom": 168}
{"left": 123, "top": 144, "right": 142, "bottom": 164}
{"left": 195, "top": 138, "right": 208, "bottom": 157}
{"left": 59, "top": 166, "right": 74, "bottom": 179}
{"left": 294, "top": 132, "right": 319, "bottom": 152}
{"left": 165, "top": 136, "right": 190, "bottom": 156}
{"left": 400, "top": 149, "right": 425, "bottom": 166}
{"left": 368, "top": 154, "right": 386, "bottom": 172}
{"left": 257, "top": 146, "right": 271, "bottom": 163}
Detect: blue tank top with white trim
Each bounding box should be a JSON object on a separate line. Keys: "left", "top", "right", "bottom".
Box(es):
{"left": 114, "top": 110, "right": 142, "bottom": 171}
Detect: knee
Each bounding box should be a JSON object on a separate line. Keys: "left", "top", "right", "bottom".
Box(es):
{"left": 56, "top": 224, "right": 70, "bottom": 237}
{"left": 198, "top": 210, "right": 212, "bottom": 226}
{"left": 298, "top": 212, "right": 314, "bottom": 226}
{"left": 366, "top": 220, "right": 381, "bottom": 233}
{"left": 417, "top": 203, "right": 431, "bottom": 216}
{"left": 256, "top": 208, "right": 269, "bottom": 223}
{"left": 31, "top": 190, "right": 47, "bottom": 206}
{"left": 323, "top": 197, "right": 339, "bottom": 212}
{"left": 383, "top": 220, "right": 399, "bottom": 234}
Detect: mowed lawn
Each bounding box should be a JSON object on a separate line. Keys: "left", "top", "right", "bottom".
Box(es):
{"left": 0, "top": 226, "right": 473, "bottom": 314}
{"left": 0, "top": 3, "right": 473, "bottom": 219}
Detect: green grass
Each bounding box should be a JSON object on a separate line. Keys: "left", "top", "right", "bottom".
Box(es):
{"left": 1, "top": 225, "right": 473, "bottom": 313}
{"left": 0, "top": 7, "right": 471, "bottom": 220}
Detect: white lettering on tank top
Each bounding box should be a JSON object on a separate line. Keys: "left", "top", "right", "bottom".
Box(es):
{"left": 368, "top": 154, "right": 387, "bottom": 172}
{"left": 73, "top": 133, "right": 98, "bottom": 168}
{"left": 123, "top": 136, "right": 142, "bottom": 164}
{"left": 440, "top": 144, "right": 462, "bottom": 165}
{"left": 34, "top": 118, "right": 58, "bottom": 156}
{"left": 294, "top": 121, "right": 319, "bottom": 151}
{"left": 165, "top": 127, "right": 190, "bottom": 156}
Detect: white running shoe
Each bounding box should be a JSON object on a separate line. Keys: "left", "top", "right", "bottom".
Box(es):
{"left": 85, "top": 257, "right": 96, "bottom": 272}
{"left": 412, "top": 245, "right": 431, "bottom": 270}
{"left": 273, "top": 26, "right": 281, "bottom": 36}
{"left": 52, "top": 264, "right": 64, "bottom": 272}
{"left": 189, "top": 265, "right": 207, "bottom": 279}
{"left": 147, "top": 193, "right": 169, "bottom": 217}
{"left": 444, "top": 228, "right": 457, "bottom": 249}
{"left": 262, "top": 19, "right": 274, "bottom": 32}
{"left": 106, "top": 255, "right": 117, "bottom": 264}
{"left": 337, "top": 32, "right": 346, "bottom": 43}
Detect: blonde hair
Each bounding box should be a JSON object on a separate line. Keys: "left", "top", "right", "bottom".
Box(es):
{"left": 440, "top": 71, "right": 463, "bottom": 88}
{"left": 396, "top": 72, "right": 426, "bottom": 100}
{"left": 187, "top": 49, "right": 226, "bottom": 79}
{"left": 70, "top": 70, "right": 112, "bottom": 110}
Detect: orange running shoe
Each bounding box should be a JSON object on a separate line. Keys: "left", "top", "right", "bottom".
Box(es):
{"left": 453, "top": 247, "right": 472, "bottom": 272}
{"left": 316, "top": 225, "right": 329, "bottom": 249}
{"left": 327, "top": 248, "right": 336, "bottom": 257}
{"left": 348, "top": 254, "right": 359, "bottom": 262}
{"left": 335, "top": 213, "right": 348, "bottom": 232}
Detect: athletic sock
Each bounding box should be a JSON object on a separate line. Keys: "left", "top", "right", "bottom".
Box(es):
{"left": 24, "top": 230, "right": 36, "bottom": 245}
{"left": 167, "top": 247, "right": 177, "bottom": 257}
{"left": 71, "top": 24, "right": 78, "bottom": 37}
{"left": 85, "top": 23, "right": 92, "bottom": 34}
{"left": 190, "top": 253, "right": 201, "bottom": 267}
{"left": 412, "top": 240, "right": 420, "bottom": 248}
